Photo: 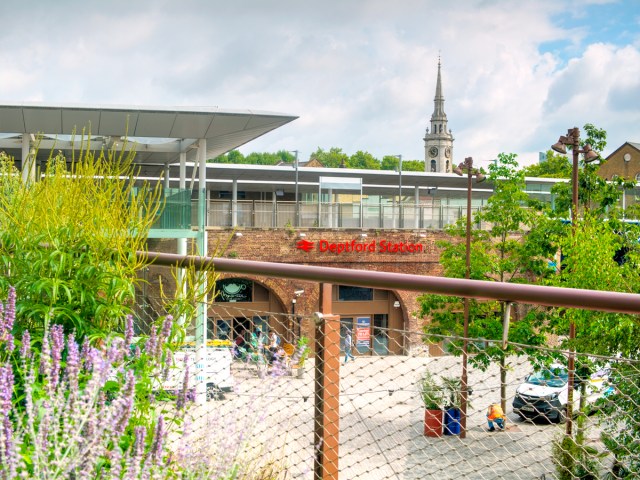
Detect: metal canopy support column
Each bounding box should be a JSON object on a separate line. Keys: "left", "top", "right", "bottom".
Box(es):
{"left": 195, "top": 138, "right": 208, "bottom": 404}
{"left": 232, "top": 179, "right": 238, "bottom": 227}
{"left": 177, "top": 150, "right": 188, "bottom": 326}
{"left": 21, "top": 134, "right": 35, "bottom": 184}
{"left": 164, "top": 164, "right": 170, "bottom": 190}
{"left": 415, "top": 186, "right": 420, "bottom": 229}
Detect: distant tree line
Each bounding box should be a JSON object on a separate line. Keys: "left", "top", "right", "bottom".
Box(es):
{"left": 211, "top": 124, "right": 615, "bottom": 180}
{"left": 211, "top": 147, "right": 424, "bottom": 171}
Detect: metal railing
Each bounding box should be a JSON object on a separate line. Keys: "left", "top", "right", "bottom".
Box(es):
{"left": 138, "top": 251, "right": 640, "bottom": 479}
{"left": 202, "top": 200, "right": 486, "bottom": 230}
{"left": 138, "top": 296, "right": 640, "bottom": 480}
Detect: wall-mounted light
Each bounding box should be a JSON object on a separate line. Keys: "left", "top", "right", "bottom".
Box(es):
{"left": 235, "top": 232, "right": 243, "bottom": 237}
{"left": 360, "top": 233, "right": 368, "bottom": 238}
{"left": 418, "top": 233, "right": 427, "bottom": 238}
{"left": 298, "top": 232, "right": 307, "bottom": 238}
{"left": 393, "top": 301, "right": 400, "bottom": 308}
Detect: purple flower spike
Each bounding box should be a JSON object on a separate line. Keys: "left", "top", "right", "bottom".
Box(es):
{"left": 146, "top": 328, "right": 157, "bottom": 359}
{"left": 49, "top": 324, "right": 64, "bottom": 390}
{"left": 160, "top": 316, "right": 172, "bottom": 343}
{"left": 124, "top": 314, "right": 134, "bottom": 349}
{"left": 150, "top": 415, "right": 165, "bottom": 463}
{"left": 65, "top": 333, "right": 80, "bottom": 394}
{"left": 20, "top": 330, "right": 30, "bottom": 360}
{"left": 39, "top": 329, "right": 51, "bottom": 376}
{"left": 177, "top": 356, "right": 189, "bottom": 411}
{"left": 6, "top": 287, "right": 15, "bottom": 331}
{"left": 0, "top": 365, "right": 14, "bottom": 416}
{"left": 0, "top": 302, "right": 5, "bottom": 336}
{"left": 0, "top": 287, "right": 16, "bottom": 352}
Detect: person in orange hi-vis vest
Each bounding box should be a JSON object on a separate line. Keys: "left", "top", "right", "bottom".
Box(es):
{"left": 486, "top": 403, "right": 506, "bottom": 432}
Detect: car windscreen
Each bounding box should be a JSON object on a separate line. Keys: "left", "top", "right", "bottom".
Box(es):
{"left": 528, "top": 368, "right": 568, "bottom": 387}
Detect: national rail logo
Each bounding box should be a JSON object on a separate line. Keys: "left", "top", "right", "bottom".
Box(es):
{"left": 296, "top": 239, "right": 315, "bottom": 252}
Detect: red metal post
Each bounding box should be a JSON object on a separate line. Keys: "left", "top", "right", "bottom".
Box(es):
{"left": 314, "top": 283, "right": 340, "bottom": 480}
{"left": 460, "top": 160, "right": 472, "bottom": 439}
{"left": 566, "top": 127, "right": 580, "bottom": 437}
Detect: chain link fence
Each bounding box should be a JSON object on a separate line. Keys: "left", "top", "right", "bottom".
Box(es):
{"left": 139, "top": 299, "right": 640, "bottom": 479}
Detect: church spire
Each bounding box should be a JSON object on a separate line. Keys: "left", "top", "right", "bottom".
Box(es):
{"left": 423, "top": 56, "right": 454, "bottom": 172}
{"left": 431, "top": 56, "right": 447, "bottom": 121}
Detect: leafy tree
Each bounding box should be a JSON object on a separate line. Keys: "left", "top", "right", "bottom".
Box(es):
{"left": 211, "top": 150, "right": 246, "bottom": 163}
{"left": 381, "top": 156, "right": 424, "bottom": 172}
{"left": 531, "top": 123, "right": 640, "bottom": 471}
{"left": 582, "top": 122, "right": 607, "bottom": 153}
{"left": 0, "top": 138, "right": 162, "bottom": 340}
{"left": 309, "top": 147, "right": 348, "bottom": 168}
{"left": 521, "top": 150, "right": 572, "bottom": 178}
{"left": 347, "top": 150, "right": 380, "bottom": 170}
{"left": 420, "top": 153, "right": 553, "bottom": 411}
{"left": 402, "top": 160, "right": 425, "bottom": 172}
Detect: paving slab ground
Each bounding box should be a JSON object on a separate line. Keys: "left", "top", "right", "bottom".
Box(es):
{"left": 181, "top": 354, "right": 608, "bottom": 479}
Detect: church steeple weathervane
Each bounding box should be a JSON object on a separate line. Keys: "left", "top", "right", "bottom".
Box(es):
{"left": 423, "top": 56, "right": 454, "bottom": 172}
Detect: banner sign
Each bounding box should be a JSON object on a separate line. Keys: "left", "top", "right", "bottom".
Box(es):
{"left": 356, "top": 317, "right": 371, "bottom": 348}
{"left": 215, "top": 278, "right": 253, "bottom": 303}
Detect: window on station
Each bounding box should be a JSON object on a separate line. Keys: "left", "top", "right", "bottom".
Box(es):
{"left": 338, "top": 286, "right": 374, "bottom": 301}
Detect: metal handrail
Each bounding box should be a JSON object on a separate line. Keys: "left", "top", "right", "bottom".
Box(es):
{"left": 140, "top": 250, "right": 640, "bottom": 315}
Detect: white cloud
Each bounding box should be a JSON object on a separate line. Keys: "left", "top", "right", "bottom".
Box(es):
{"left": 0, "top": 0, "right": 637, "bottom": 167}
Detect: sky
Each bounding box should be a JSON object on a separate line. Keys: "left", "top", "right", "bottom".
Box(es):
{"left": 0, "top": 0, "right": 638, "bottom": 168}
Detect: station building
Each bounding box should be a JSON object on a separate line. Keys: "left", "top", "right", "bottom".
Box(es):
{"left": 1, "top": 98, "right": 637, "bottom": 355}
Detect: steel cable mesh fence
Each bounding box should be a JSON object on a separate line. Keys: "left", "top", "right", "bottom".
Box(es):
{"left": 137, "top": 300, "right": 639, "bottom": 479}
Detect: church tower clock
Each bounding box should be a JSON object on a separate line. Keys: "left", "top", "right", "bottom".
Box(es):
{"left": 423, "top": 58, "right": 454, "bottom": 172}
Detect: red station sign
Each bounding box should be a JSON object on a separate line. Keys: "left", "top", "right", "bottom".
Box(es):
{"left": 296, "top": 238, "right": 424, "bottom": 254}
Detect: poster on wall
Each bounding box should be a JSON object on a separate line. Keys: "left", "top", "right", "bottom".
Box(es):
{"left": 215, "top": 279, "right": 253, "bottom": 303}
{"left": 356, "top": 316, "right": 371, "bottom": 348}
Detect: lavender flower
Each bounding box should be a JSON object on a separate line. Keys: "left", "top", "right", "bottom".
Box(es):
{"left": 4, "top": 287, "right": 15, "bottom": 353}
{"left": 160, "top": 316, "right": 172, "bottom": 343}
{"left": 107, "top": 338, "right": 124, "bottom": 365}
{"left": 49, "top": 324, "right": 65, "bottom": 392}
{"left": 39, "top": 327, "right": 51, "bottom": 376}
{"left": 0, "top": 288, "right": 195, "bottom": 479}
{"left": 0, "top": 287, "right": 17, "bottom": 353}
{"left": 65, "top": 333, "right": 80, "bottom": 401}
{"left": 176, "top": 356, "right": 189, "bottom": 411}
{"left": 109, "top": 446, "right": 123, "bottom": 480}
{"left": 124, "top": 314, "right": 134, "bottom": 347}
{"left": 112, "top": 371, "right": 135, "bottom": 439}
{"left": 146, "top": 327, "right": 157, "bottom": 360}
{"left": 150, "top": 416, "right": 165, "bottom": 464}
{"left": 80, "top": 337, "right": 91, "bottom": 364}
{"left": 19, "top": 330, "right": 30, "bottom": 360}
{"left": 0, "top": 366, "right": 13, "bottom": 412}
{"left": 161, "top": 349, "right": 173, "bottom": 382}
{"left": 126, "top": 426, "right": 146, "bottom": 480}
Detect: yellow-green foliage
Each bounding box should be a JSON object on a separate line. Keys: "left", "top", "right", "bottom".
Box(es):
{"left": 0, "top": 134, "right": 163, "bottom": 338}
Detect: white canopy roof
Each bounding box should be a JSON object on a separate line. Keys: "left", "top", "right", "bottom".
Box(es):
{"left": 0, "top": 102, "right": 298, "bottom": 176}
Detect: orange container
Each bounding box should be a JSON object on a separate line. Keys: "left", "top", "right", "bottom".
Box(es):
{"left": 424, "top": 409, "right": 443, "bottom": 437}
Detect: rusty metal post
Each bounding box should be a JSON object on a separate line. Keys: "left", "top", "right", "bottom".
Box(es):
{"left": 314, "top": 283, "right": 340, "bottom": 480}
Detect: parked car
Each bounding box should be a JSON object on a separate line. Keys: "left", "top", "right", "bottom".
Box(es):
{"left": 512, "top": 363, "right": 609, "bottom": 423}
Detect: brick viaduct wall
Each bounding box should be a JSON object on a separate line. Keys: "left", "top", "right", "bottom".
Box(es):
{"left": 145, "top": 229, "right": 453, "bottom": 353}
{"left": 213, "top": 229, "right": 448, "bottom": 332}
